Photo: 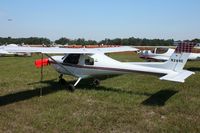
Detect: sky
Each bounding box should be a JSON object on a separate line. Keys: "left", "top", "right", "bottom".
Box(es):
{"left": 0, "top": 0, "right": 199, "bottom": 41}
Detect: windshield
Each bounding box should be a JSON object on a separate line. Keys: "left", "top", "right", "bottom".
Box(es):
{"left": 154, "top": 48, "right": 169, "bottom": 54}
{"left": 63, "top": 54, "right": 80, "bottom": 64}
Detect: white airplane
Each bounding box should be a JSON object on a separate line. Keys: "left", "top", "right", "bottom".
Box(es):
{"left": 139, "top": 47, "right": 200, "bottom": 61}
{"left": 0, "top": 44, "right": 31, "bottom": 56}
{"left": 0, "top": 42, "right": 197, "bottom": 91}
{"left": 0, "top": 44, "right": 18, "bottom": 55}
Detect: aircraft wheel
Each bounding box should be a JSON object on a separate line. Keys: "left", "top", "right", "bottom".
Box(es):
{"left": 68, "top": 84, "right": 75, "bottom": 92}
{"left": 93, "top": 79, "right": 100, "bottom": 86}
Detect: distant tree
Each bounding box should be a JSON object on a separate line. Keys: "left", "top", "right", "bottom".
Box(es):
{"left": 112, "top": 38, "right": 122, "bottom": 45}
{"left": 55, "top": 37, "right": 70, "bottom": 45}
{"left": 192, "top": 38, "right": 200, "bottom": 43}
{"left": 121, "top": 38, "right": 129, "bottom": 45}
{"left": 67, "top": 38, "right": 97, "bottom": 45}
{"left": 0, "top": 37, "right": 50, "bottom": 45}
{"left": 98, "top": 37, "right": 174, "bottom": 46}
{"left": 76, "top": 38, "right": 85, "bottom": 45}
{"left": 86, "top": 40, "right": 97, "bottom": 45}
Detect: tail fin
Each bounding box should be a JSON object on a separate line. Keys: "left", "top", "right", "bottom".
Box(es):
{"left": 164, "top": 42, "right": 196, "bottom": 72}
{"left": 159, "top": 42, "right": 196, "bottom": 82}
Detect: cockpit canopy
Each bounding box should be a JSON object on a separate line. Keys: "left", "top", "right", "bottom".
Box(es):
{"left": 63, "top": 54, "right": 94, "bottom": 65}
{"left": 151, "top": 48, "right": 169, "bottom": 54}
{"left": 64, "top": 54, "right": 80, "bottom": 64}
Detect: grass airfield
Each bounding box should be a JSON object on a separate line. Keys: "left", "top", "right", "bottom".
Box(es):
{"left": 0, "top": 53, "right": 200, "bottom": 132}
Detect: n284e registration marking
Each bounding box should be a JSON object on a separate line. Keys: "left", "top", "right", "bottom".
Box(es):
{"left": 171, "top": 59, "right": 183, "bottom": 63}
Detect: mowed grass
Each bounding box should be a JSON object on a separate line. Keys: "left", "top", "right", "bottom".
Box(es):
{"left": 0, "top": 53, "right": 200, "bottom": 133}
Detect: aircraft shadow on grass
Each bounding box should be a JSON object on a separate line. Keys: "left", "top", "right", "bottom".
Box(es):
{"left": 0, "top": 77, "right": 178, "bottom": 107}
{"left": 141, "top": 89, "right": 178, "bottom": 106}
{"left": 0, "top": 79, "right": 60, "bottom": 107}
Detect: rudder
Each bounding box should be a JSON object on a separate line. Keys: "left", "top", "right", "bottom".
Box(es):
{"left": 164, "top": 42, "right": 196, "bottom": 71}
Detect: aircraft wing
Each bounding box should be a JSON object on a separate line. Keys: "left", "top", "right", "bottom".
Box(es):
{"left": 94, "top": 46, "right": 139, "bottom": 53}
{"left": 0, "top": 46, "right": 138, "bottom": 54}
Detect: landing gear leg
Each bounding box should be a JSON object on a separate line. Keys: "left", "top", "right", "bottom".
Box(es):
{"left": 68, "top": 77, "right": 82, "bottom": 92}
{"left": 59, "top": 74, "right": 63, "bottom": 79}
{"left": 58, "top": 74, "right": 65, "bottom": 85}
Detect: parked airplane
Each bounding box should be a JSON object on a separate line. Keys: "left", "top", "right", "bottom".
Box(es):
{"left": 0, "top": 44, "right": 31, "bottom": 56}
{"left": 0, "top": 42, "right": 197, "bottom": 91}
{"left": 139, "top": 47, "right": 200, "bottom": 61}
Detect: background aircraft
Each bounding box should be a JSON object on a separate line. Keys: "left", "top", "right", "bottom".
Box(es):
{"left": 139, "top": 47, "right": 200, "bottom": 61}
{"left": 0, "top": 44, "right": 31, "bottom": 56}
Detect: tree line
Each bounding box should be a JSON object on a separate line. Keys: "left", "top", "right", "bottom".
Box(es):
{"left": 0, "top": 37, "right": 51, "bottom": 45}
{"left": 54, "top": 38, "right": 97, "bottom": 46}
{"left": 0, "top": 37, "right": 199, "bottom": 46}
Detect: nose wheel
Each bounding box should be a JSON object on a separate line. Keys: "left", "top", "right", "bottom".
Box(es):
{"left": 68, "top": 84, "right": 75, "bottom": 92}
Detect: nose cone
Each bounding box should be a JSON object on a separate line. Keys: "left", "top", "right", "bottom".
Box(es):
{"left": 35, "top": 58, "right": 50, "bottom": 68}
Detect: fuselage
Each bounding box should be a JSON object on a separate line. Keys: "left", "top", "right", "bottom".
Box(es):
{"left": 50, "top": 53, "right": 173, "bottom": 79}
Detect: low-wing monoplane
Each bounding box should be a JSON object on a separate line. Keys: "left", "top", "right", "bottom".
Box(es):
{"left": 139, "top": 47, "right": 200, "bottom": 61}
{"left": 0, "top": 42, "right": 196, "bottom": 91}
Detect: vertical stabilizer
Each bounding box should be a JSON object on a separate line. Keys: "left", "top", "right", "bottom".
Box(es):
{"left": 164, "top": 42, "right": 196, "bottom": 71}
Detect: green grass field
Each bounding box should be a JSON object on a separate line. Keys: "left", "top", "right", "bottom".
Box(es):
{"left": 0, "top": 53, "right": 200, "bottom": 132}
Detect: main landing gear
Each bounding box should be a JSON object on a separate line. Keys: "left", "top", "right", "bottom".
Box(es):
{"left": 58, "top": 74, "right": 82, "bottom": 92}
{"left": 92, "top": 79, "right": 100, "bottom": 87}
{"left": 58, "top": 74, "right": 66, "bottom": 85}
{"left": 58, "top": 74, "right": 101, "bottom": 92}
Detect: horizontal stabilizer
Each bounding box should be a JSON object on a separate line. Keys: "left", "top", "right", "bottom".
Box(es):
{"left": 160, "top": 70, "right": 194, "bottom": 83}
